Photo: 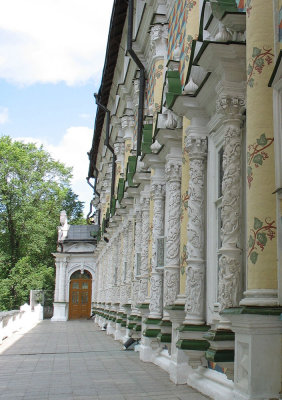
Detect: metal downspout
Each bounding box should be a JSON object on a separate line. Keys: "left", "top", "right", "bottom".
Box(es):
{"left": 127, "top": 0, "right": 145, "bottom": 157}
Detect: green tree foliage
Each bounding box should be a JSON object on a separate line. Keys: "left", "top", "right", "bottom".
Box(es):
{"left": 0, "top": 136, "right": 84, "bottom": 310}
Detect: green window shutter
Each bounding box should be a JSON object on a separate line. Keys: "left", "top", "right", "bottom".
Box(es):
{"left": 166, "top": 70, "right": 182, "bottom": 108}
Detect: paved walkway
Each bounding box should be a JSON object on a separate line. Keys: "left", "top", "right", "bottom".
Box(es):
{"left": 0, "top": 320, "right": 209, "bottom": 400}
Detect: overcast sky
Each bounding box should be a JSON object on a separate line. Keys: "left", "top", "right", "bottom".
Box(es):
{"left": 0, "top": 0, "right": 114, "bottom": 215}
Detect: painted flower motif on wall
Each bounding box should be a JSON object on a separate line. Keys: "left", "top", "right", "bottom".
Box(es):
{"left": 180, "top": 244, "right": 187, "bottom": 275}
{"left": 247, "top": 133, "right": 274, "bottom": 188}
{"left": 247, "top": 46, "right": 274, "bottom": 87}
{"left": 248, "top": 217, "right": 276, "bottom": 264}
{"left": 180, "top": 189, "right": 189, "bottom": 222}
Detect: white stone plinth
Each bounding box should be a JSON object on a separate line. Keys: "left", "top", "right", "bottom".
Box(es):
{"left": 51, "top": 302, "right": 68, "bottom": 321}
{"left": 227, "top": 312, "right": 282, "bottom": 400}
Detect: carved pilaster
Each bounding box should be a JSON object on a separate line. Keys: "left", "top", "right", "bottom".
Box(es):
{"left": 139, "top": 195, "right": 150, "bottom": 304}
{"left": 121, "top": 112, "right": 135, "bottom": 141}
{"left": 164, "top": 159, "right": 182, "bottom": 307}
{"left": 149, "top": 271, "right": 163, "bottom": 318}
{"left": 216, "top": 91, "right": 245, "bottom": 312}
{"left": 184, "top": 136, "right": 207, "bottom": 324}
{"left": 149, "top": 181, "right": 165, "bottom": 318}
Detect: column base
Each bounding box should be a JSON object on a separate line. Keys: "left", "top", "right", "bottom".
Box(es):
{"left": 51, "top": 302, "right": 68, "bottom": 321}
{"left": 223, "top": 307, "right": 282, "bottom": 400}
{"left": 240, "top": 289, "right": 279, "bottom": 306}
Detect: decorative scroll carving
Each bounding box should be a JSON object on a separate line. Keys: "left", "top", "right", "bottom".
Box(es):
{"left": 149, "top": 271, "right": 163, "bottom": 318}
{"left": 216, "top": 93, "right": 245, "bottom": 312}
{"left": 218, "top": 254, "right": 240, "bottom": 310}
{"left": 221, "top": 127, "right": 241, "bottom": 247}
{"left": 139, "top": 278, "right": 148, "bottom": 304}
{"left": 163, "top": 268, "right": 179, "bottom": 307}
{"left": 184, "top": 136, "right": 207, "bottom": 323}
{"left": 140, "top": 197, "right": 150, "bottom": 276}
{"left": 165, "top": 160, "right": 182, "bottom": 266}
{"left": 151, "top": 183, "right": 165, "bottom": 270}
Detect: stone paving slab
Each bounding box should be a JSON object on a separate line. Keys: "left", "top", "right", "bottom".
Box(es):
{"left": 0, "top": 320, "right": 210, "bottom": 400}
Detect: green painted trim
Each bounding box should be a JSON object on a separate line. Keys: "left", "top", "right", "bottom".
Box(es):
{"left": 121, "top": 321, "right": 126, "bottom": 327}
{"left": 127, "top": 323, "right": 136, "bottom": 329}
{"left": 159, "top": 320, "right": 172, "bottom": 327}
{"left": 143, "top": 328, "right": 161, "bottom": 338}
{"left": 166, "top": 70, "right": 182, "bottom": 109}
{"left": 157, "top": 332, "right": 172, "bottom": 343}
{"left": 141, "top": 124, "right": 153, "bottom": 155}
{"left": 116, "top": 319, "right": 123, "bottom": 323}
{"left": 143, "top": 318, "right": 162, "bottom": 325}
{"left": 210, "top": 0, "right": 239, "bottom": 20}
{"left": 204, "top": 330, "right": 235, "bottom": 342}
{"left": 133, "top": 325, "right": 141, "bottom": 332}
{"left": 178, "top": 324, "right": 211, "bottom": 332}
{"left": 136, "top": 303, "right": 149, "bottom": 309}
{"left": 133, "top": 315, "right": 142, "bottom": 321}
{"left": 165, "top": 304, "right": 185, "bottom": 311}
{"left": 117, "top": 178, "right": 125, "bottom": 203}
{"left": 221, "top": 306, "right": 282, "bottom": 316}
{"left": 176, "top": 339, "right": 210, "bottom": 351}
{"left": 205, "top": 349, "right": 234, "bottom": 363}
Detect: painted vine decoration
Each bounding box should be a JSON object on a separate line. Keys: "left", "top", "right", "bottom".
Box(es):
{"left": 180, "top": 190, "right": 189, "bottom": 222}
{"left": 180, "top": 244, "right": 187, "bottom": 275}
{"left": 247, "top": 133, "right": 274, "bottom": 188}
{"left": 246, "top": 0, "right": 252, "bottom": 17}
{"left": 248, "top": 217, "right": 276, "bottom": 264}
{"left": 247, "top": 46, "right": 274, "bottom": 87}
{"left": 186, "top": 0, "right": 196, "bottom": 12}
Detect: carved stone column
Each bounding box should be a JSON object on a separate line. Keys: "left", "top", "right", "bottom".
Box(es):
{"left": 150, "top": 23, "right": 168, "bottom": 60}
{"left": 163, "top": 159, "right": 182, "bottom": 308}
{"left": 216, "top": 90, "right": 245, "bottom": 313}
{"left": 132, "top": 208, "right": 142, "bottom": 312}
{"left": 58, "top": 258, "right": 68, "bottom": 302}
{"left": 184, "top": 136, "right": 207, "bottom": 325}
{"left": 139, "top": 193, "right": 151, "bottom": 304}
{"left": 149, "top": 181, "right": 165, "bottom": 319}
{"left": 120, "top": 221, "right": 129, "bottom": 306}
{"left": 126, "top": 219, "right": 134, "bottom": 303}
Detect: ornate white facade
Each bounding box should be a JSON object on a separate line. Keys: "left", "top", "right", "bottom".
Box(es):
{"left": 87, "top": 1, "right": 282, "bottom": 400}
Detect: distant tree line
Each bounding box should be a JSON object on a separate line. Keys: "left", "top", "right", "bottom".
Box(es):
{"left": 0, "top": 136, "right": 84, "bottom": 310}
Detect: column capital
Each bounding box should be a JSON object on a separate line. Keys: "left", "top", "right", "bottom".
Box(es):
{"left": 185, "top": 135, "right": 207, "bottom": 160}
{"left": 151, "top": 182, "right": 166, "bottom": 200}
{"left": 165, "top": 158, "right": 182, "bottom": 182}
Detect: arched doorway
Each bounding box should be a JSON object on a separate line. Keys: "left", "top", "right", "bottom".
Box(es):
{"left": 69, "top": 270, "right": 92, "bottom": 319}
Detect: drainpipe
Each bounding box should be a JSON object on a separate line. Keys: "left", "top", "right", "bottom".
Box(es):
{"left": 127, "top": 0, "right": 145, "bottom": 156}
{"left": 94, "top": 93, "right": 116, "bottom": 215}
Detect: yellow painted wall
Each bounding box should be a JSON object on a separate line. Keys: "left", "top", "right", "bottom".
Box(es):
{"left": 246, "top": 1, "right": 277, "bottom": 290}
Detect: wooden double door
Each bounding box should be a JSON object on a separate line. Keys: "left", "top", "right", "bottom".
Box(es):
{"left": 69, "top": 278, "right": 91, "bottom": 319}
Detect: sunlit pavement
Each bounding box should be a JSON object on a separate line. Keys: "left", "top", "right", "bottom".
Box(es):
{"left": 0, "top": 320, "right": 210, "bottom": 400}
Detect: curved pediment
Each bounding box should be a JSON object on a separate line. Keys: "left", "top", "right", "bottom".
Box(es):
{"left": 66, "top": 242, "right": 95, "bottom": 253}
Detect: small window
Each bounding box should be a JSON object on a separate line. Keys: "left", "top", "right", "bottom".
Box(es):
{"left": 136, "top": 253, "right": 141, "bottom": 276}
{"left": 218, "top": 147, "right": 224, "bottom": 198}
